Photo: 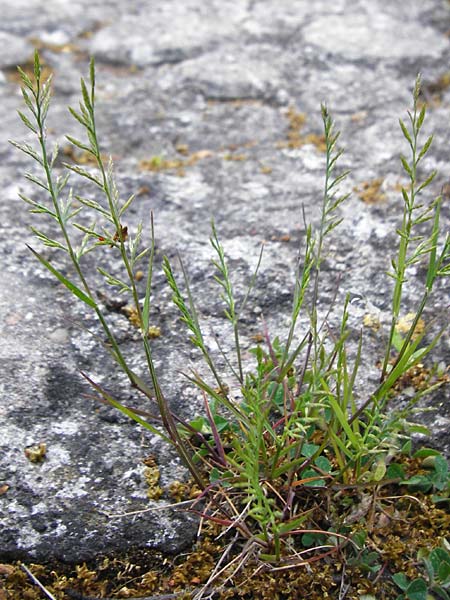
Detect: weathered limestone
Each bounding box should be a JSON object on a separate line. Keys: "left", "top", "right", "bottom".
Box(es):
{"left": 1, "top": 0, "right": 449, "bottom": 564}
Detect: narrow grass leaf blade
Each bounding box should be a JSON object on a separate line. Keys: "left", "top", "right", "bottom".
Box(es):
{"left": 127, "top": 369, "right": 156, "bottom": 400}
{"left": 75, "top": 195, "right": 110, "bottom": 218}
{"left": 89, "top": 57, "right": 95, "bottom": 98}
{"left": 80, "top": 372, "right": 172, "bottom": 444}
{"left": 327, "top": 427, "right": 355, "bottom": 461}
{"left": 277, "top": 511, "right": 313, "bottom": 535}
{"left": 322, "top": 384, "right": 361, "bottom": 450}
{"left": 27, "top": 245, "right": 96, "bottom": 308}
{"left": 184, "top": 371, "right": 247, "bottom": 424}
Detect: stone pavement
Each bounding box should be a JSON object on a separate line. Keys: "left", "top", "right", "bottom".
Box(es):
{"left": 1, "top": 0, "right": 449, "bottom": 563}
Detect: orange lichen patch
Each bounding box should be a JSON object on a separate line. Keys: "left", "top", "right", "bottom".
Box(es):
{"left": 354, "top": 178, "right": 386, "bottom": 204}
{"left": 139, "top": 149, "right": 214, "bottom": 177}
{"left": 62, "top": 144, "right": 109, "bottom": 166}
{"left": 221, "top": 140, "right": 257, "bottom": 162}
{"left": 270, "top": 233, "right": 291, "bottom": 242}
{"left": 136, "top": 185, "right": 151, "bottom": 197}
{"left": 29, "top": 37, "right": 84, "bottom": 56}
{"left": 395, "top": 312, "right": 425, "bottom": 340}
{"left": 363, "top": 313, "right": 381, "bottom": 331}
{"left": 77, "top": 21, "right": 108, "bottom": 40}
{"left": 260, "top": 164, "right": 273, "bottom": 174}
{"left": 279, "top": 106, "right": 306, "bottom": 148}
{"left": 351, "top": 111, "right": 368, "bottom": 123}
{"left": 190, "top": 149, "right": 215, "bottom": 161}
{"left": 286, "top": 106, "right": 307, "bottom": 139}
{"left": 167, "top": 479, "right": 202, "bottom": 503}
{"left": 224, "top": 141, "right": 257, "bottom": 152}
{"left": 140, "top": 155, "right": 186, "bottom": 176}
{"left": 5, "top": 55, "right": 53, "bottom": 85}
{"left": 301, "top": 132, "right": 327, "bottom": 152}
{"left": 277, "top": 107, "right": 326, "bottom": 153}
{"left": 223, "top": 153, "right": 247, "bottom": 161}
{"left": 175, "top": 143, "right": 190, "bottom": 155}
{"left": 420, "top": 72, "right": 450, "bottom": 106}
{"left": 251, "top": 332, "right": 265, "bottom": 343}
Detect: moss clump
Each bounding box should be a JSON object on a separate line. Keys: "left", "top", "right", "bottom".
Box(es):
{"left": 2, "top": 481, "right": 448, "bottom": 599}
{"left": 24, "top": 442, "right": 47, "bottom": 463}
{"left": 142, "top": 455, "right": 163, "bottom": 501}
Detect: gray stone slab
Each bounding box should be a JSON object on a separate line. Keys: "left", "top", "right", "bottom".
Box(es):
{"left": 1, "top": 0, "right": 449, "bottom": 566}
{"left": 303, "top": 10, "right": 448, "bottom": 61}
{"left": 89, "top": 2, "right": 249, "bottom": 67}
{"left": 0, "top": 32, "right": 33, "bottom": 69}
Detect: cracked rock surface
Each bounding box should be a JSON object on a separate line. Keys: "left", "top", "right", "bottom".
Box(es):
{"left": 1, "top": 0, "right": 449, "bottom": 564}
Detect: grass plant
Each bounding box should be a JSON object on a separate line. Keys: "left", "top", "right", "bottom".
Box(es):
{"left": 11, "top": 52, "right": 450, "bottom": 597}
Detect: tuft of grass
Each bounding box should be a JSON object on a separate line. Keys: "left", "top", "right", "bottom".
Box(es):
{"left": 12, "top": 52, "right": 450, "bottom": 596}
